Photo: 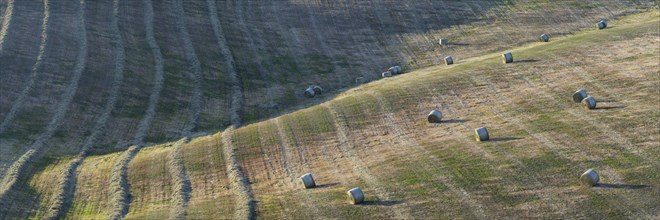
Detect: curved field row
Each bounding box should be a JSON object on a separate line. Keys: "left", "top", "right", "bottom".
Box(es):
{"left": 7, "top": 4, "right": 660, "bottom": 220}
{"left": 132, "top": 0, "right": 165, "bottom": 147}
{"left": 32, "top": 0, "right": 126, "bottom": 218}
{"left": 29, "top": 14, "right": 659, "bottom": 218}
{"left": 0, "top": 0, "right": 49, "bottom": 135}
{"left": 172, "top": 0, "right": 202, "bottom": 137}
{"left": 0, "top": 0, "right": 86, "bottom": 216}
{"left": 0, "top": 0, "right": 13, "bottom": 52}
{"left": 206, "top": 0, "right": 242, "bottom": 126}
{"left": 231, "top": 1, "right": 277, "bottom": 114}
{"left": 166, "top": 138, "right": 192, "bottom": 219}
{"left": 221, "top": 127, "right": 255, "bottom": 219}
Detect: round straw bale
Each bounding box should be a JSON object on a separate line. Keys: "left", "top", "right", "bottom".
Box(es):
{"left": 445, "top": 56, "right": 453, "bottom": 65}
{"left": 382, "top": 72, "right": 392, "bottom": 78}
{"left": 439, "top": 38, "right": 448, "bottom": 46}
{"left": 312, "top": 85, "right": 323, "bottom": 95}
{"left": 346, "top": 187, "right": 364, "bottom": 204}
{"left": 474, "top": 127, "right": 489, "bottom": 142}
{"left": 427, "top": 110, "right": 443, "bottom": 123}
{"left": 502, "top": 52, "right": 513, "bottom": 63}
{"left": 388, "top": 66, "right": 402, "bottom": 75}
{"left": 540, "top": 34, "right": 550, "bottom": 42}
{"left": 580, "top": 169, "right": 599, "bottom": 186}
{"left": 581, "top": 96, "right": 597, "bottom": 109}
{"left": 300, "top": 173, "right": 316, "bottom": 189}
{"left": 304, "top": 87, "right": 315, "bottom": 98}
{"left": 572, "top": 89, "right": 588, "bottom": 103}
{"left": 597, "top": 21, "right": 607, "bottom": 30}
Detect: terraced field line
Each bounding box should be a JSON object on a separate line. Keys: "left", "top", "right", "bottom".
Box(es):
{"left": 0, "top": 0, "right": 50, "bottom": 134}
{"left": 323, "top": 103, "right": 412, "bottom": 220}
{"left": 232, "top": 0, "right": 276, "bottom": 111}
{"left": 167, "top": 138, "right": 192, "bottom": 220}
{"left": 133, "top": 0, "right": 165, "bottom": 146}
{"left": 366, "top": 91, "right": 488, "bottom": 220}
{"left": 173, "top": 0, "right": 202, "bottom": 137}
{"left": 221, "top": 127, "right": 255, "bottom": 220}
{"left": 42, "top": 0, "right": 125, "bottom": 218}
{"left": 0, "top": 0, "right": 86, "bottom": 208}
{"left": 0, "top": 0, "right": 13, "bottom": 52}
{"left": 206, "top": 0, "right": 242, "bottom": 126}
{"left": 483, "top": 78, "right": 650, "bottom": 218}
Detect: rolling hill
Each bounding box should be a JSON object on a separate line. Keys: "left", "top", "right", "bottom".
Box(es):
{"left": 0, "top": 0, "right": 658, "bottom": 219}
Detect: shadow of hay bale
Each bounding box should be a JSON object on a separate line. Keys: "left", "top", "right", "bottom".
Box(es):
{"left": 595, "top": 183, "right": 649, "bottom": 189}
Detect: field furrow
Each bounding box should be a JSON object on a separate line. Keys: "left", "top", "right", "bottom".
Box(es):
{"left": 39, "top": 0, "right": 126, "bottom": 217}
{"left": 232, "top": 0, "right": 276, "bottom": 113}
{"left": 167, "top": 138, "right": 192, "bottom": 219}
{"left": 172, "top": 0, "right": 202, "bottom": 137}
{"left": 131, "top": 0, "right": 165, "bottom": 147}
{"left": 221, "top": 127, "right": 255, "bottom": 220}
{"left": 0, "top": 0, "right": 13, "bottom": 52}
{"left": 206, "top": 0, "right": 242, "bottom": 126}
{"left": 0, "top": 0, "right": 49, "bottom": 135}
{"left": 0, "top": 0, "right": 86, "bottom": 215}
{"left": 323, "top": 103, "right": 412, "bottom": 219}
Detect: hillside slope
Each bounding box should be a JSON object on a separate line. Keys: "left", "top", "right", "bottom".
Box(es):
{"left": 17, "top": 10, "right": 660, "bottom": 219}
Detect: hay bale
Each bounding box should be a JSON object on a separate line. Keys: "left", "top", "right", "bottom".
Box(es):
{"left": 572, "top": 89, "right": 588, "bottom": 103}
{"left": 382, "top": 72, "right": 392, "bottom": 78}
{"left": 444, "top": 56, "right": 453, "bottom": 65}
{"left": 597, "top": 20, "right": 607, "bottom": 30}
{"left": 439, "top": 38, "right": 448, "bottom": 46}
{"left": 300, "top": 173, "right": 316, "bottom": 189}
{"left": 304, "top": 87, "right": 315, "bottom": 98}
{"left": 540, "top": 34, "right": 550, "bottom": 42}
{"left": 427, "top": 110, "right": 443, "bottom": 123}
{"left": 581, "top": 96, "right": 596, "bottom": 109}
{"left": 474, "top": 127, "right": 489, "bottom": 142}
{"left": 502, "top": 52, "right": 513, "bottom": 63}
{"left": 388, "top": 66, "right": 402, "bottom": 75}
{"left": 312, "top": 85, "right": 323, "bottom": 95}
{"left": 580, "top": 169, "right": 599, "bottom": 186}
{"left": 346, "top": 187, "right": 364, "bottom": 204}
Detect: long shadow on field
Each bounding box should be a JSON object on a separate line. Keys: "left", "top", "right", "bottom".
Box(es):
{"left": 514, "top": 59, "right": 541, "bottom": 63}
{"left": 488, "top": 137, "right": 523, "bottom": 142}
{"left": 360, "top": 200, "right": 402, "bottom": 206}
{"left": 595, "top": 183, "right": 649, "bottom": 190}
{"left": 594, "top": 106, "right": 626, "bottom": 110}
{"left": 442, "top": 119, "right": 469, "bottom": 123}
{"left": 315, "top": 182, "right": 340, "bottom": 189}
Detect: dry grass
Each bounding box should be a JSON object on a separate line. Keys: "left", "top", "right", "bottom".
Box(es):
{"left": 10, "top": 6, "right": 660, "bottom": 220}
